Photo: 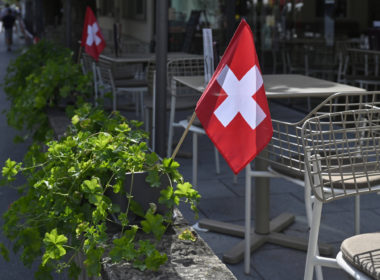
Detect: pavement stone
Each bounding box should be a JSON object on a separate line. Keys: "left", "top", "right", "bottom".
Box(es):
{"left": 0, "top": 31, "right": 41, "bottom": 279}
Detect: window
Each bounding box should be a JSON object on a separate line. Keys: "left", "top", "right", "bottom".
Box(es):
{"left": 122, "top": 0, "right": 146, "bottom": 21}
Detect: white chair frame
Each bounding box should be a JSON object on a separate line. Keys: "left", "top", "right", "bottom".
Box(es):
{"left": 302, "top": 108, "right": 380, "bottom": 280}
{"left": 243, "top": 91, "right": 380, "bottom": 274}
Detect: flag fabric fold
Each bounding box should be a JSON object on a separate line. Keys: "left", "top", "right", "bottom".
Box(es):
{"left": 81, "top": 6, "right": 106, "bottom": 60}
{"left": 195, "top": 19, "right": 273, "bottom": 174}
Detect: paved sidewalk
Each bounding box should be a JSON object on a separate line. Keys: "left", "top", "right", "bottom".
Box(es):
{"left": 174, "top": 101, "right": 380, "bottom": 279}
{"left": 0, "top": 30, "right": 41, "bottom": 279}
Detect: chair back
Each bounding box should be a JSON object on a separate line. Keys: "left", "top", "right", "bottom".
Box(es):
{"left": 301, "top": 108, "right": 380, "bottom": 203}
{"left": 167, "top": 57, "right": 204, "bottom": 95}
{"left": 263, "top": 91, "right": 380, "bottom": 180}
{"left": 95, "top": 60, "right": 115, "bottom": 97}
{"left": 81, "top": 53, "right": 96, "bottom": 75}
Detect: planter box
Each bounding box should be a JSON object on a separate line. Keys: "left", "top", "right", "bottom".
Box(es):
{"left": 107, "top": 171, "right": 170, "bottom": 218}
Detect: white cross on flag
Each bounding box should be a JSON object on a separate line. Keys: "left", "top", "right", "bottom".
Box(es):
{"left": 195, "top": 19, "right": 273, "bottom": 174}
{"left": 81, "top": 6, "right": 106, "bottom": 61}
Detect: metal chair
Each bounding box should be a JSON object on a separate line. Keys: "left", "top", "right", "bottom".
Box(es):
{"left": 343, "top": 49, "right": 380, "bottom": 90}
{"left": 177, "top": 115, "right": 221, "bottom": 186}
{"left": 144, "top": 57, "right": 204, "bottom": 156}
{"left": 95, "top": 59, "right": 147, "bottom": 117}
{"left": 259, "top": 91, "right": 380, "bottom": 235}
{"left": 302, "top": 108, "right": 380, "bottom": 280}
{"left": 80, "top": 53, "right": 99, "bottom": 103}
{"left": 239, "top": 91, "right": 380, "bottom": 274}
{"left": 143, "top": 57, "right": 204, "bottom": 153}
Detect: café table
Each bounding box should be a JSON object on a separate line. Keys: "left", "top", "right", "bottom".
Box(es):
{"left": 98, "top": 52, "right": 203, "bottom": 82}
{"left": 171, "top": 74, "right": 365, "bottom": 272}
{"left": 99, "top": 52, "right": 203, "bottom": 64}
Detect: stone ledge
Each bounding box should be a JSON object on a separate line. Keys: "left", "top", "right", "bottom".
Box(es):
{"left": 101, "top": 209, "right": 236, "bottom": 280}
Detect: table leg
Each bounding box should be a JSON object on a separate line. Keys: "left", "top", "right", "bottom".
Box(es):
{"left": 198, "top": 154, "right": 333, "bottom": 266}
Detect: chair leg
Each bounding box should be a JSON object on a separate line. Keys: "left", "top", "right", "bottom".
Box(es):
{"left": 304, "top": 199, "right": 323, "bottom": 280}
{"left": 305, "top": 173, "right": 324, "bottom": 280}
{"left": 304, "top": 174, "right": 313, "bottom": 228}
{"left": 214, "top": 147, "right": 220, "bottom": 174}
{"left": 113, "top": 91, "right": 117, "bottom": 111}
{"left": 140, "top": 92, "right": 145, "bottom": 122}
{"left": 354, "top": 195, "right": 360, "bottom": 235}
{"left": 134, "top": 93, "right": 138, "bottom": 116}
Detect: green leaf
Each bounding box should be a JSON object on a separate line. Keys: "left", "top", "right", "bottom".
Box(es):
{"left": 159, "top": 186, "right": 179, "bottom": 207}
{"left": 130, "top": 200, "right": 145, "bottom": 217}
{"left": 71, "top": 115, "right": 80, "bottom": 125}
{"left": 163, "top": 158, "right": 179, "bottom": 169}
{"left": 84, "top": 247, "right": 104, "bottom": 276}
{"left": 0, "top": 243, "right": 9, "bottom": 262}
{"left": 117, "top": 212, "right": 129, "bottom": 227}
{"left": 141, "top": 212, "right": 166, "bottom": 240}
{"left": 81, "top": 178, "right": 102, "bottom": 194}
{"left": 109, "top": 227, "right": 138, "bottom": 262}
{"left": 145, "top": 170, "right": 161, "bottom": 188}
{"left": 178, "top": 229, "right": 197, "bottom": 242}
{"left": 89, "top": 194, "right": 103, "bottom": 206}
{"left": 174, "top": 182, "right": 200, "bottom": 200}
{"left": 42, "top": 229, "right": 68, "bottom": 265}
{"left": 145, "top": 152, "right": 159, "bottom": 166}
{"left": 2, "top": 158, "right": 21, "bottom": 181}
{"left": 145, "top": 250, "right": 167, "bottom": 271}
{"left": 113, "top": 180, "right": 123, "bottom": 193}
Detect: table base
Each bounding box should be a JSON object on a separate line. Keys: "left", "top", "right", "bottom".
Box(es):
{"left": 198, "top": 213, "right": 333, "bottom": 264}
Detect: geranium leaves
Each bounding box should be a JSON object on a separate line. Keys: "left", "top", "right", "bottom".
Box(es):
{"left": 0, "top": 100, "right": 200, "bottom": 278}
{"left": 110, "top": 229, "right": 167, "bottom": 272}
{"left": 141, "top": 211, "right": 166, "bottom": 240}
{"left": 42, "top": 229, "right": 68, "bottom": 266}
{"left": 1, "top": 158, "right": 21, "bottom": 182}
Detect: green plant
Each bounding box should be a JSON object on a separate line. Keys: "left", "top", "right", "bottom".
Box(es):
{"left": 3, "top": 40, "right": 92, "bottom": 142}
{"left": 0, "top": 103, "right": 200, "bottom": 279}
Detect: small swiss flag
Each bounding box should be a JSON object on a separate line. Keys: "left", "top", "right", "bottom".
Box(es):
{"left": 195, "top": 19, "right": 273, "bottom": 174}
{"left": 81, "top": 6, "right": 106, "bottom": 61}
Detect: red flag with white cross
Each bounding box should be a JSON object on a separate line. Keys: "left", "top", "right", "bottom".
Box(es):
{"left": 81, "top": 6, "right": 106, "bottom": 61}
{"left": 195, "top": 19, "right": 273, "bottom": 174}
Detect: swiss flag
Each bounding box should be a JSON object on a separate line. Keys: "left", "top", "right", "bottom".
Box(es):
{"left": 81, "top": 6, "right": 106, "bottom": 60}
{"left": 195, "top": 19, "right": 273, "bottom": 174}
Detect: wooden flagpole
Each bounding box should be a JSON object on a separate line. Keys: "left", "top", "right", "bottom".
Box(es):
{"left": 171, "top": 111, "right": 197, "bottom": 160}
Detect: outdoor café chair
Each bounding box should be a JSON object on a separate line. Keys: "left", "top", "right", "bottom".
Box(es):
{"left": 257, "top": 91, "right": 380, "bottom": 236}
{"left": 166, "top": 57, "right": 205, "bottom": 157}
{"left": 341, "top": 49, "right": 380, "bottom": 91}
{"left": 95, "top": 59, "right": 147, "bottom": 117}
{"left": 143, "top": 57, "right": 204, "bottom": 152}
{"left": 302, "top": 108, "right": 380, "bottom": 280}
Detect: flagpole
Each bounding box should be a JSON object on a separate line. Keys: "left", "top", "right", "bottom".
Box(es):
{"left": 171, "top": 111, "right": 197, "bottom": 160}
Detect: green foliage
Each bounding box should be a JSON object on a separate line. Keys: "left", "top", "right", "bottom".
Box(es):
{"left": 178, "top": 229, "right": 197, "bottom": 242}
{"left": 3, "top": 40, "right": 92, "bottom": 142}
{"left": 1, "top": 104, "right": 200, "bottom": 279}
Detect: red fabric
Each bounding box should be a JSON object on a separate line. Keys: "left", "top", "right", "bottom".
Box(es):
{"left": 81, "top": 6, "right": 105, "bottom": 61}
{"left": 195, "top": 19, "right": 273, "bottom": 174}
